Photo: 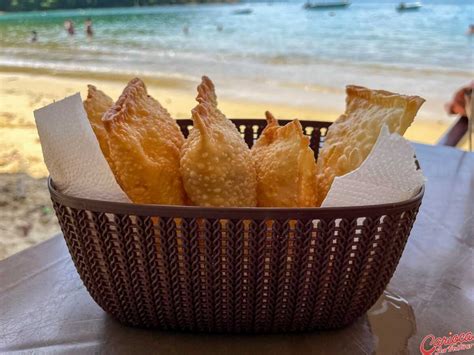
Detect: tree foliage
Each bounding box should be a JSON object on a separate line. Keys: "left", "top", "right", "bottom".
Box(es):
{"left": 0, "top": 0, "right": 223, "bottom": 11}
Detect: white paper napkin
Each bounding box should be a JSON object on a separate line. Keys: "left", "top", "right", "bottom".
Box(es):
{"left": 34, "top": 93, "right": 130, "bottom": 202}
{"left": 321, "top": 125, "right": 425, "bottom": 207}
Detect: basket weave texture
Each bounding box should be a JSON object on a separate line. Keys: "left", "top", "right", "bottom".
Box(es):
{"left": 49, "top": 119, "right": 423, "bottom": 332}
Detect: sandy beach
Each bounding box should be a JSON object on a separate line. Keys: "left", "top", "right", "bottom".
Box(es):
{"left": 0, "top": 70, "right": 462, "bottom": 176}
{"left": 0, "top": 69, "right": 470, "bottom": 260}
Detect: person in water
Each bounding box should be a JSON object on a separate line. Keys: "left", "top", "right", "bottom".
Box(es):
{"left": 468, "top": 24, "right": 474, "bottom": 35}
{"left": 64, "top": 20, "right": 75, "bottom": 36}
{"left": 31, "top": 31, "right": 38, "bottom": 43}
{"left": 85, "top": 18, "right": 93, "bottom": 37}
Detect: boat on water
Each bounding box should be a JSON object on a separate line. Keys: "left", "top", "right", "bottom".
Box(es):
{"left": 396, "top": 2, "right": 422, "bottom": 11}
{"left": 232, "top": 8, "right": 253, "bottom": 15}
{"left": 303, "top": 1, "right": 350, "bottom": 10}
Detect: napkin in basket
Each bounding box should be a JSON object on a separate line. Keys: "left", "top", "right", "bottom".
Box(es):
{"left": 322, "top": 125, "right": 425, "bottom": 207}
{"left": 34, "top": 93, "right": 129, "bottom": 202}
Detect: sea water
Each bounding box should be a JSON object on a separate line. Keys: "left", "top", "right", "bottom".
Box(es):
{"left": 0, "top": 0, "right": 472, "bottom": 119}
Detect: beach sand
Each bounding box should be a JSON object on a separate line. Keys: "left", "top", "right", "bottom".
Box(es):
{"left": 0, "top": 70, "right": 470, "bottom": 260}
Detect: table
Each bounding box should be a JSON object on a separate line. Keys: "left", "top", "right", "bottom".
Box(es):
{"left": 1, "top": 144, "right": 473, "bottom": 354}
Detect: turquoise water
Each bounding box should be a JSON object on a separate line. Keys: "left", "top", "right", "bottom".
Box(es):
{"left": 0, "top": 0, "right": 472, "bottom": 117}
{"left": 0, "top": 1, "right": 472, "bottom": 71}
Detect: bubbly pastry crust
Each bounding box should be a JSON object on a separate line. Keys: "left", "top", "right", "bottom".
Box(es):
{"left": 102, "top": 78, "right": 186, "bottom": 205}
{"left": 315, "top": 85, "right": 425, "bottom": 206}
{"left": 252, "top": 111, "right": 317, "bottom": 207}
{"left": 83, "top": 85, "right": 114, "bottom": 164}
{"left": 180, "top": 76, "right": 257, "bottom": 207}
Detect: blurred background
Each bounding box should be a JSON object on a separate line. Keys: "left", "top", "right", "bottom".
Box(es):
{"left": 0, "top": 0, "right": 472, "bottom": 259}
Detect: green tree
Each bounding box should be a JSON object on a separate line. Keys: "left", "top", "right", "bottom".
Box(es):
{"left": 0, "top": 0, "right": 230, "bottom": 11}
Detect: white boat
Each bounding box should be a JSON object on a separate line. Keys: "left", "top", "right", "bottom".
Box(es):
{"left": 304, "top": 1, "right": 350, "bottom": 10}
{"left": 396, "top": 2, "right": 422, "bottom": 11}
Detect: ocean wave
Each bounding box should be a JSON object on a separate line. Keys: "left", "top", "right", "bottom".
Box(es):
{"left": 0, "top": 59, "right": 201, "bottom": 88}
{"left": 1, "top": 40, "right": 471, "bottom": 81}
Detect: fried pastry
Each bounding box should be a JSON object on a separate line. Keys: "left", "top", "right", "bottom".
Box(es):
{"left": 83, "top": 85, "right": 114, "bottom": 164}
{"left": 315, "top": 85, "right": 425, "bottom": 206}
{"left": 180, "top": 76, "right": 257, "bottom": 207}
{"left": 252, "top": 111, "right": 317, "bottom": 207}
{"left": 102, "top": 78, "right": 186, "bottom": 205}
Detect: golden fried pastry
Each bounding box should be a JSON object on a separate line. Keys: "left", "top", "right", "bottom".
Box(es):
{"left": 315, "top": 85, "right": 425, "bottom": 206}
{"left": 102, "top": 78, "right": 186, "bottom": 205}
{"left": 252, "top": 111, "right": 317, "bottom": 207}
{"left": 83, "top": 85, "right": 113, "bottom": 163}
{"left": 180, "top": 76, "right": 257, "bottom": 207}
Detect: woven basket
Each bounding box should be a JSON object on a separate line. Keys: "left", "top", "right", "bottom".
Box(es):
{"left": 49, "top": 119, "right": 423, "bottom": 333}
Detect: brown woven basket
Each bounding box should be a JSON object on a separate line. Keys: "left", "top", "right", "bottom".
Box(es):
{"left": 49, "top": 119, "right": 423, "bottom": 333}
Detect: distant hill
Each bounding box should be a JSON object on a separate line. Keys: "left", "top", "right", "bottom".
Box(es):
{"left": 0, "top": 0, "right": 238, "bottom": 12}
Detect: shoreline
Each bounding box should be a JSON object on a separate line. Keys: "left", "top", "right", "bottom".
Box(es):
{"left": 0, "top": 57, "right": 468, "bottom": 126}
{"left": 1, "top": 65, "right": 465, "bottom": 122}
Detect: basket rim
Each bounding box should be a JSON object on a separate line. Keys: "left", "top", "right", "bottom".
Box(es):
{"left": 174, "top": 118, "right": 333, "bottom": 125}
{"left": 48, "top": 177, "right": 424, "bottom": 219}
